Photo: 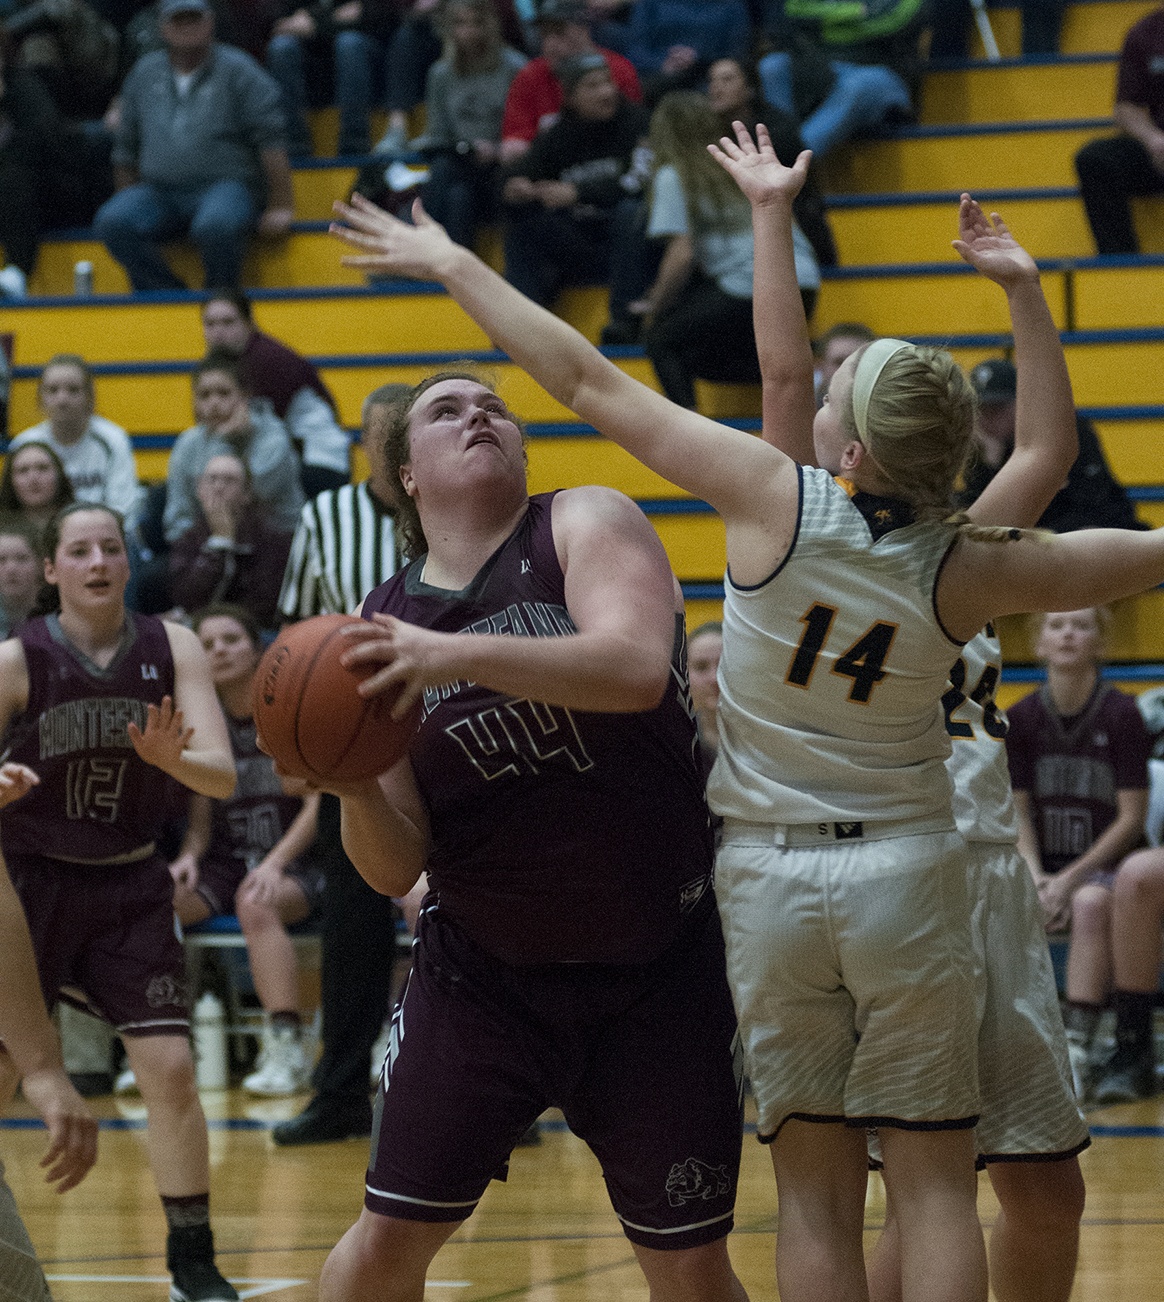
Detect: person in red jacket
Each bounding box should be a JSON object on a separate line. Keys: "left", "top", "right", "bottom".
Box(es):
{"left": 499, "top": 0, "right": 640, "bottom": 162}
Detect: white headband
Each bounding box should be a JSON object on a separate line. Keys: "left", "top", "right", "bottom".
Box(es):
{"left": 851, "top": 337, "right": 912, "bottom": 445}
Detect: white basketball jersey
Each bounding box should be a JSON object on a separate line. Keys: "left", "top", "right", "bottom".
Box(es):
{"left": 709, "top": 466, "right": 961, "bottom": 826}
{"left": 944, "top": 624, "right": 1020, "bottom": 845}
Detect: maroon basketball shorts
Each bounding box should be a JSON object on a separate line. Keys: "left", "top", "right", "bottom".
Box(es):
{"left": 364, "top": 901, "right": 744, "bottom": 1250}
{"left": 8, "top": 852, "right": 189, "bottom": 1036}
{"left": 195, "top": 855, "right": 327, "bottom": 920}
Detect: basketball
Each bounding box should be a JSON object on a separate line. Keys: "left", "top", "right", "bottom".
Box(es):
{"left": 252, "top": 614, "right": 420, "bottom": 782}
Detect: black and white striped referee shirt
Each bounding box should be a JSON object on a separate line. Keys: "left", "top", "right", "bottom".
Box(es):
{"left": 278, "top": 481, "right": 399, "bottom": 620}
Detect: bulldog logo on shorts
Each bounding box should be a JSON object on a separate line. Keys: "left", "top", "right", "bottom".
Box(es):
{"left": 665, "top": 1157, "right": 730, "bottom": 1206}
{"left": 145, "top": 974, "right": 185, "bottom": 1009}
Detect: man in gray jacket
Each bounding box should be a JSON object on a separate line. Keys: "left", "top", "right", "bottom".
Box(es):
{"left": 95, "top": 0, "right": 294, "bottom": 291}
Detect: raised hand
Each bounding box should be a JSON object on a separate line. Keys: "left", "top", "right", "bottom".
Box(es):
{"left": 952, "top": 194, "right": 1038, "bottom": 287}
{"left": 127, "top": 696, "right": 194, "bottom": 774}
{"left": 708, "top": 120, "right": 811, "bottom": 209}
{"left": 331, "top": 193, "right": 458, "bottom": 282}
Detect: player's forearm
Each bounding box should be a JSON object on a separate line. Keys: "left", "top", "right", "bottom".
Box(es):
{"left": 1114, "top": 101, "right": 1164, "bottom": 152}
{"left": 1062, "top": 808, "right": 1147, "bottom": 880}
{"left": 263, "top": 797, "right": 319, "bottom": 872}
{"left": 339, "top": 782, "right": 427, "bottom": 896}
{"left": 1006, "top": 277, "right": 1077, "bottom": 470}
{"left": 430, "top": 628, "right": 671, "bottom": 713}
{"left": 169, "top": 750, "right": 237, "bottom": 800}
{"left": 752, "top": 200, "right": 817, "bottom": 462}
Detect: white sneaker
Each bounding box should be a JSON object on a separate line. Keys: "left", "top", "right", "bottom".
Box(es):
{"left": 243, "top": 1025, "right": 310, "bottom": 1096}
{"left": 1065, "top": 1030, "right": 1091, "bottom": 1101}
{"left": 114, "top": 1066, "right": 139, "bottom": 1095}
{"left": 373, "top": 123, "right": 409, "bottom": 157}
{"left": 0, "top": 265, "right": 27, "bottom": 299}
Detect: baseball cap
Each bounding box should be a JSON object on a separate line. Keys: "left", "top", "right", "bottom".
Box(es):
{"left": 535, "top": 0, "right": 588, "bottom": 25}
{"left": 558, "top": 51, "right": 608, "bottom": 94}
{"left": 158, "top": 0, "right": 212, "bottom": 20}
{"left": 969, "top": 358, "right": 1017, "bottom": 404}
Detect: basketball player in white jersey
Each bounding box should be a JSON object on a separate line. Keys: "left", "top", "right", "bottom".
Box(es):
{"left": 328, "top": 169, "right": 1164, "bottom": 1302}
{"left": 736, "top": 147, "right": 1089, "bottom": 1301}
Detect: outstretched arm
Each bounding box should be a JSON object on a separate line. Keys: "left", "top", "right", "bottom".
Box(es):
{"left": 709, "top": 121, "right": 817, "bottom": 465}
{"left": 953, "top": 196, "right": 1077, "bottom": 529}
{"left": 943, "top": 526, "right": 1164, "bottom": 640}
{"left": 329, "top": 195, "right": 789, "bottom": 529}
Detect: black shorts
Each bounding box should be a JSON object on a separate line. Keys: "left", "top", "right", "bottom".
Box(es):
{"left": 364, "top": 900, "right": 743, "bottom": 1250}
{"left": 195, "top": 855, "right": 327, "bottom": 920}
{"left": 9, "top": 853, "right": 189, "bottom": 1036}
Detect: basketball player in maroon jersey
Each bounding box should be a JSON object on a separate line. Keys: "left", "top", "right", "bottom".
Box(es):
{"left": 0, "top": 503, "right": 240, "bottom": 1302}
{"left": 310, "top": 374, "right": 747, "bottom": 1302}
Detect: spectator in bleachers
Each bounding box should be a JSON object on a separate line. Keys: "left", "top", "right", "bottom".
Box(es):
{"left": 268, "top": 0, "right": 411, "bottom": 157}
{"left": 499, "top": 0, "right": 639, "bottom": 163}
{"left": 705, "top": 55, "right": 836, "bottom": 269}
{"left": 164, "top": 350, "right": 304, "bottom": 542}
{"left": 4, "top": 0, "right": 121, "bottom": 119}
{"left": 263, "top": 1, "right": 333, "bottom": 158}
{"left": 928, "top": 0, "right": 1064, "bottom": 58}
{"left": 500, "top": 52, "right": 649, "bottom": 318}
{"left": 0, "top": 39, "right": 110, "bottom": 298}
{"left": 1007, "top": 606, "right": 1153, "bottom": 1100}
{"left": 758, "top": 0, "right": 924, "bottom": 162}
{"left": 813, "top": 319, "right": 873, "bottom": 394}
{"left": 167, "top": 452, "right": 293, "bottom": 628}
{"left": 201, "top": 288, "right": 351, "bottom": 495}
{"left": 1085, "top": 841, "right": 1164, "bottom": 1101}
{"left": 1074, "top": 5, "right": 1164, "bottom": 256}
{"left": 10, "top": 354, "right": 143, "bottom": 526}
{"left": 0, "top": 516, "right": 43, "bottom": 636}
{"left": 271, "top": 383, "right": 403, "bottom": 1145}
{"left": 169, "top": 602, "right": 325, "bottom": 1096}
{"left": 0, "top": 439, "right": 75, "bottom": 537}
{"left": 636, "top": 90, "right": 819, "bottom": 408}
{"left": 414, "top": 0, "right": 526, "bottom": 249}
{"left": 687, "top": 618, "right": 721, "bottom": 765}
{"left": 94, "top": 0, "right": 294, "bottom": 291}
{"left": 620, "top": 0, "right": 751, "bottom": 106}
{"left": 959, "top": 358, "right": 1144, "bottom": 533}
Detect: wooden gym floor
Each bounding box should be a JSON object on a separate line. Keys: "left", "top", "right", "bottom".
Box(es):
{"left": 2, "top": 1086, "right": 1162, "bottom": 1300}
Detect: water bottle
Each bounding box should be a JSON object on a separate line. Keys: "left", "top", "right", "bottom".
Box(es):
{"left": 73, "top": 261, "right": 93, "bottom": 297}
{"left": 192, "top": 991, "right": 228, "bottom": 1089}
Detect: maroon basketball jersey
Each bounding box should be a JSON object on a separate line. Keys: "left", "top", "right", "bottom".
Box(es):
{"left": 1006, "top": 682, "right": 1151, "bottom": 875}
{"left": 362, "top": 492, "right": 715, "bottom": 965}
{"left": 206, "top": 713, "right": 304, "bottom": 874}
{"left": 1, "top": 613, "right": 177, "bottom": 862}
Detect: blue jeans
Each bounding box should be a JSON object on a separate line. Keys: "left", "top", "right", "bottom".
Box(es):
{"left": 334, "top": 29, "right": 391, "bottom": 155}
{"left": 266, "top": 32, "right": 315, "bottom": 157}
{"left": 758, "top": 53, "right": 912, "bottom": 159}
{"left": 94, "top": 179, "right": 258, "bottom": 291}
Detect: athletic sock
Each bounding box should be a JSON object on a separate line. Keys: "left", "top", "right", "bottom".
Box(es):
{"left": 1063, "top": 1001, "right": 1102, "bottom": 1042}
{"left": 1111, "top": 989, "right": 1155, "bottom": 1062}
{"left": 270, "top": 1010, "right": 302, "bottom": 1034}
{"left": 162, "top": 1193, "right": 211, "bottom": 1235}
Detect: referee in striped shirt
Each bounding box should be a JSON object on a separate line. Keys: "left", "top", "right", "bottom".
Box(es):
{"left": 277, "top": 384, "right": 404, "bottom": 621}
{"left": 273, "top": 383, "right": 406, "bottom": 1145}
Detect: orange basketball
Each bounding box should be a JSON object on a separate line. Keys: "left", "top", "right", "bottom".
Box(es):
{"left": 252, "top": 614, "right": 420, "bottom": 783}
